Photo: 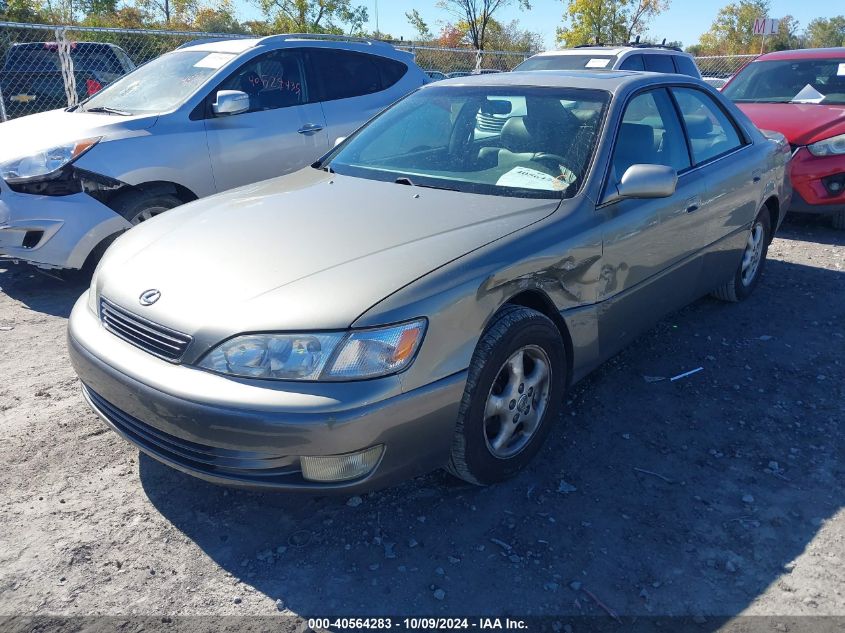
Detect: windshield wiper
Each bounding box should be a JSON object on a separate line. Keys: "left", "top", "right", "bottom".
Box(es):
{"left": 82, "top": 106, "right": 132, "bottom": 116}
{"left": 394, "top": 176, "right": 458, "bottom": 191}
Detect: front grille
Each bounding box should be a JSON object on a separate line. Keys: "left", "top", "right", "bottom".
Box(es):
{"left": 84, "top": 385, "right": 300, "bottom": 479}
{"left": 99, "top": 297, "right": 191, "bottom": 362}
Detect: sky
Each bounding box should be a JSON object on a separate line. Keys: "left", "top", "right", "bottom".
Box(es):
{"left": 235, "top": 0, "right": 841, "bottom": 50}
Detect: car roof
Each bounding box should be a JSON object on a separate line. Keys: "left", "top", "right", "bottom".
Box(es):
{"left": 427, "top": 69, "right": 690, "bottom": 93}
{"left": 178, "top": 34, "right": 411, "bottom": 60}
{"left": 756, "top": 47, "right": 845, "bottom": 61}
{"left": 531, "top": 46, "right": 687, "bottom": 57}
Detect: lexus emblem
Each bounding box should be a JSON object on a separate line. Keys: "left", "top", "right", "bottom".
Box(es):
{"left": 139, "top": 289, "right": 161, "bottom": 306}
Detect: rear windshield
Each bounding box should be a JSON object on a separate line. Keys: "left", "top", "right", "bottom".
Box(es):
{"left": 515, "top": 54, "right": 615, "bottom": 71}
{"left": 723, "top": 58, "right": 845, "bottom": 105}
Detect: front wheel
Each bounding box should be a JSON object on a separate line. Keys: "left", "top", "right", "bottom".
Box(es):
{"left": 445, "top": 305, "right": 566, "bottom": 485}
{"left": 711, "top": 209, "right": 771, "bottom": 303}
{"left": 111, "top": 189, "right": 183, "bottom": 226}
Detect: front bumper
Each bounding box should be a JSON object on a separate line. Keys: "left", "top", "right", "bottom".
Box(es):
{"left": 788, "top": 148, "right": 845, "bottom": 214}
{"left": 0, "top": 182, "right": 129, "bottom": 269}
{"left": 67, "top": 294, "right": 465, "bottom": 492}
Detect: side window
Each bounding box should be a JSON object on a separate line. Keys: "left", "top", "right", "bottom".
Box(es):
{"left": 671, "top": 87, "right": 743, "bottom": 164}
{"left": 216, "top": 50, "right": 308, "bottom": 113}
{"left": 644, "top": 54, "right": 675, "bottom": 73}
{"left": 618, "top": 54, "right": 644, "bottom": 71}
{"left": 611, "top": 89, "right": 691, "bottom": 179}
{"left": 311, "top": 50, "right": 406, "bottom": 101}
{"left": 672, "top": 55, "right": 699, "bottom": 78}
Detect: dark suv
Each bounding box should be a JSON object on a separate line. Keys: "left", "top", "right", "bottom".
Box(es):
{"left": 1, "top": 41, "right": 135, "bottom": 118}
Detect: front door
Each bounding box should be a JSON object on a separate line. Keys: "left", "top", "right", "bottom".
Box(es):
{"left": 597, "top": 87, "right": 709, "bottom": 357}
{"left": 204, "top": 49, "right": 329, "bottom": 192}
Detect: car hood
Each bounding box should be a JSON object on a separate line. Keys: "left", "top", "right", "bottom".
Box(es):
{"left": 735, "top": 102, "right": 845, "bottom": 146}
{"left": 0, "top": 108, "right": 158, "bottom": 163}
{"left": 96, "top": 168, "right": 559, "bottom": 339}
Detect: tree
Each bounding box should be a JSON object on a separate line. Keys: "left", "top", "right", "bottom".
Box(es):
{"left": 436, "top": 0, "right": 532, "bottom": 50}
{"left": 556, "top": 0, "right": 670, "bottom": 47}
{"left": 258, "top": 0, "right": 368, "bottom": 34}
{"left": 406, "top": 8, "right": 433, "bottom": 41}
{"left": 805, "top": 15, "right": 845, "bottom": 48}
{"left": 0, "top": 0, "right": 45, "bottom": 22}
{"left": 696, "top": 0, "right": 770, "bottom": 55}
{"left": 485, "top": 18, "right": 542, "bottom": 52}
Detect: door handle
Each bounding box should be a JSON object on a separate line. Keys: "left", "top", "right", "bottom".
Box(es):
{"left": 298, "top": 123, "right": 324, "bottom": 134}
{"left": 685, "top": 196, "right": 702, "bottom": 213}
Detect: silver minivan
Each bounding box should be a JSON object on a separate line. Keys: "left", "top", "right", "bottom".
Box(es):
{"left": 0, "top": 34, "right": 426, "bottom": 270}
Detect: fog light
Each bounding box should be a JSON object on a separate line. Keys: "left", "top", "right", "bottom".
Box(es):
{"left": 300, "top": 445, "right": 384, "bottom": 482}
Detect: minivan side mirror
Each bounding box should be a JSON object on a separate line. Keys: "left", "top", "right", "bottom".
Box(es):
{"left": 614, "top": 164, "right": 677, "bottom": 200}
{"left": 213, "top": 90, "right": 250, "bottom": 116}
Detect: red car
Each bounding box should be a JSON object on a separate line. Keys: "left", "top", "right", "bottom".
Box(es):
{"left": 723, "top": 48, "right": 845, "bottom": 229}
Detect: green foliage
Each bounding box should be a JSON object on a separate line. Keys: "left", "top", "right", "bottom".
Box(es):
{"left": 805, "top": 15, "right": 845, "bottom": 48}
{"left": 406, "top": 8, "right": 432, "bottom": 41}
{"left": 556, "top": 0, "right": 669, "bottom": 47}
{"left": 697, "top": 0, "right": 769, "bottom": 54}
{"left": 257, "top": 0, "right": 368, "bottom": 34}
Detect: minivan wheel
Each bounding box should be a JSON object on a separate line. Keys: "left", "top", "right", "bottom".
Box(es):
{"left": 711, "top": 209, "right": 771, "bottom": 303}
{"left": 445, "top": 305, "right": 566, "bottom": 485}
{"left": 111, "top": 190, "right": 183, "bottom": 226}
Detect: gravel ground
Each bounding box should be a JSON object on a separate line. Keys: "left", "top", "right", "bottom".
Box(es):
{"left": 0, "top": 215, "right": 843, "bottom": 625}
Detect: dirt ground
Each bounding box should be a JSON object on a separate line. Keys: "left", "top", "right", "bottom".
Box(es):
{"left": 0, "top": 215, "right": 843, "bottom": 628}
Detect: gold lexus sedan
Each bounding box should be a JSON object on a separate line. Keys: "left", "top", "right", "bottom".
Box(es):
{"left": 67, "top": 70, "right": 792, "bottom": 491}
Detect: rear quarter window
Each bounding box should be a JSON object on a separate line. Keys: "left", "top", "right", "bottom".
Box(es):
{"left": 673, "top": 55, "right": 700, "bottom": 78}
{"left": 310, "top": 49, "right": 407, "bottom": 101}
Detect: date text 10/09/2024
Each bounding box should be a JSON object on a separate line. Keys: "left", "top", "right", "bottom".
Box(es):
{"left": 307, "top": 618, "right": 529, "bottom": 630}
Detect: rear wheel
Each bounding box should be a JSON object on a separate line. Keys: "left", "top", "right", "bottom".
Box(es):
{"left": 445, "top": 305, "right": 566, "bottom": 485}
{"left": 711, "top": 208, "right": 771, "bottom": 303}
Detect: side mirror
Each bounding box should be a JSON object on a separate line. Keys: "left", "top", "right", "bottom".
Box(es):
{"left": 614, "top": 164, "right": 677, "bottom": 200}
{"left": 212, "top": 90, "right": 249, "bottom": 116}
{"left": 334, "top": 136, "right": 347, "bottom": 147}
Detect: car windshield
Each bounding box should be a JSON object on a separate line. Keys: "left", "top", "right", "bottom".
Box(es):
{"left": 723, "top": 58, "right": 845, "bottom": 105}
{"left": 515, "top": 55, "right": 615, "bottom": 71}
{"left": 326, "top": 85, "right": 609, "bottom": 199}
{"left": 79, "top": 50, "right": 236, "bottom": 114}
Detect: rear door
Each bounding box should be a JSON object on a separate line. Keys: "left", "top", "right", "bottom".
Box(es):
{"left": 203, "top": 48, "right": 329, "bottom": 192}
{"left": 309, "top": 48, "right": 410, "bottom": 143}
{"left": 669, "top": 87, "right": 758, "bottom": 243}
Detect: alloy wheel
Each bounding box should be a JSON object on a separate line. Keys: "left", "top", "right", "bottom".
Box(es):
{"left": 740, "top": 221, "right": 765, "bottom": 286}
{"left": 483, "top": 345, "right": 552, "bottom": 459}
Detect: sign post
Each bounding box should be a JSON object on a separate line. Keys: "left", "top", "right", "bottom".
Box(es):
{"left": 753, "top": 17, "right": 780, "bottom": 53}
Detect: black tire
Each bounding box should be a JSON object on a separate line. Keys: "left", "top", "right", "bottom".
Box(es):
{"left": 445, "top": 305, "right": 567, "bottom": 485}
{"left": 111, "top": 189, "right": 183, "bottom": 226}
{"left": 711, "top": 208, "right": 771, "bottom": 303}
{"left": 833, "top": 210, "right": 845, "bottom": 231}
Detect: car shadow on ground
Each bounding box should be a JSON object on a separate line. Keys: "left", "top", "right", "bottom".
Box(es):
{"left": 136, "top": 249, "right": 845, "bottom": 621}
{"left": 0, "top": 262, "right": 90, "bottom": 318}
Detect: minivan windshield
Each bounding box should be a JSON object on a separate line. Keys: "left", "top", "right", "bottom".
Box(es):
{"left": 723, "top": 58, "right": 845, "bottom": 105}
{"left": 327, "top": 85, "right": 609, "bottom": 199}
{"left": 79, "top": 50, "right": 235, "bottom": 114}
{"left": 515, "top": 55, "right": 615, "bottom": 71}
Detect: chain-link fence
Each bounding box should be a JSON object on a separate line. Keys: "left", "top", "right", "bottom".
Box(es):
{"left": 0, "top": 20, "right": 758, "bottom": 121}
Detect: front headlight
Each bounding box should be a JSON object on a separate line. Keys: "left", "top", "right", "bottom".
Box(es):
{"left": 197, "top": 319, "right": 427, "bottom": 381}
{"left": 0, "top": 137, "right": 100, "bottom": 183}
{"left": 808, "top": 133, "right": 845, "bottom": 157}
